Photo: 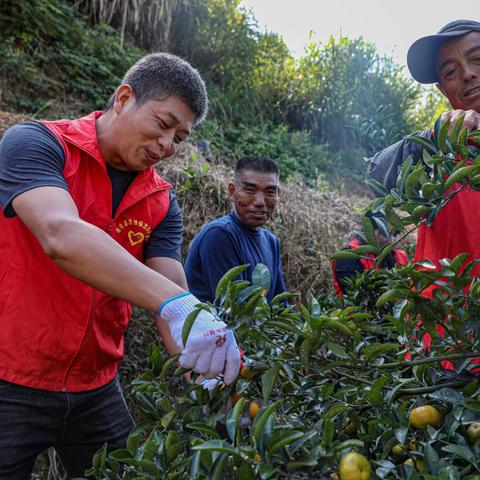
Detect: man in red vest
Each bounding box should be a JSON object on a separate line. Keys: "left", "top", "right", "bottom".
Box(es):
{"left": 332, "top": 212, "right": 408, "bottom": 296}
{"left": 0, "top": 53, "right": 240, "bottom": 478}
{"left": 366, "top": 20, "right": 480, "bottom": 375}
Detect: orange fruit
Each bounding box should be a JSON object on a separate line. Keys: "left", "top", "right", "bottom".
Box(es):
{"left": 409, "top": 405, "right": 443, "bottom": 429}
{"left": 249, "top": 400, "right": 261, "bottom": 419}
{"left": 467, "top": 422, "right": 480, "bottom": 443}
{"left": 231, "top": 393, "right": 243, "bottom": 406}
{"left": 391, "top": 444, "right": 407, "bottom": 461}
{"left": 403, "top": 458, "right": 425, "bottom": 472}
{"left": 339, "top": 452, "right": 371, "bottom": 480}
{"left": 240, "top": 367, "right": 256, "bottom": 381}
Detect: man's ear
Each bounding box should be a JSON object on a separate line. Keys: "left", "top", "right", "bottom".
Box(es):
{"left": 228, "top": 182, "right": 235, "bottom": 200}
{"left": 113, "top": 84, "right": 135, "bottom": 115}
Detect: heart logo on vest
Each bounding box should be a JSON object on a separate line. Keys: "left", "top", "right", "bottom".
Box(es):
{"left": 128, "top": 231, "right": 145, "bottom": 246}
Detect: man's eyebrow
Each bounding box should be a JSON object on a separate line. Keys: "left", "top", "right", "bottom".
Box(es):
{"left": 439, "top": 44, "right": 480, "bottom": 71}
{"left": 241, "top": 180, "right": 279, "bottom": 189}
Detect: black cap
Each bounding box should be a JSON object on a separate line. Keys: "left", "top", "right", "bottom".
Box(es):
{"left": 407, "top": 19, "right": 480, "bottom": 84}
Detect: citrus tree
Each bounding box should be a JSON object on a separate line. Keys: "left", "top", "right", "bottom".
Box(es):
{"left": 86, "top": 120, "right": 480, "bottom": 480}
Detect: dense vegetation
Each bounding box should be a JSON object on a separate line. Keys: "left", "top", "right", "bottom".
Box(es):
{"left": 0, "top": 0, "right": 445, "bottom": 185}
{"left": 87, "top": 115, "right": 480, "bottom": 480}
{"left": 3, "top": 2, "right": 479, "bottom": 479}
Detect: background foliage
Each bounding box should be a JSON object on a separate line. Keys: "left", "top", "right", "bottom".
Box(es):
{"left": 0, "top": 0, "right": 445, "bottom": 185}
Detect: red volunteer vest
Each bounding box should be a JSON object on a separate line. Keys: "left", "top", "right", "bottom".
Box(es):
{"left": 413, "top": 162, "right": 480, "bottom": 373}
{"left": 0, "top": 112, "right": 171, "bottom": 391}
{"left": 332, "top": 237, "right": 408, "bottom": 296}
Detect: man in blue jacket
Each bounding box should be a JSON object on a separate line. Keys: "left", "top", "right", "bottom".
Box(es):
{"left": 185, "top": 156, "right": 286, "bottom": 303}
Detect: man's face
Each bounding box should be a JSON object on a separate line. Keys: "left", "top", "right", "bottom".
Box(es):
{"left": 109, "top": 86, "right": 196, "bottom": 171}
{"left": 228, "top": 169, "right": 279, "bottom": 230}
{"left": 436, "top": 32, "right": 480, "bottom": 112}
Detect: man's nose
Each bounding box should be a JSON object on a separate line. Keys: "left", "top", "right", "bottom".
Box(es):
{"left": 463, "top": 63, "right": 478, "bottom": 82}
{"left": 253, "top": 193, "right": 266, "bottom": 206}
{"left": 157, "top": 130, "right": 175, "bottom": 154}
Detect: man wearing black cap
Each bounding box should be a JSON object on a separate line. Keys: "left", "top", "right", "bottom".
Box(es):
{"left": 366, "top": 19, "right": 480, "bottom": 376}
{"left": 367, "top": 19, "right": 480, "bottom": 189}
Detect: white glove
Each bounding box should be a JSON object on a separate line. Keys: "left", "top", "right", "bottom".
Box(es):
{"left": 158, "top": 293, "right": 240, "bottom": 384}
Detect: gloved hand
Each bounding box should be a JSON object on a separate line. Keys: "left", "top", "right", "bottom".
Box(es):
{"left": 158, "top": 293, "right": 240, "bottom": 384}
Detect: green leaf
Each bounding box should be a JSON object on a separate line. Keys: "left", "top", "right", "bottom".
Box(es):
{"left": 404, "top": 166, "right": 424, "bottom": 196}
{"left": 187, "top": 422, "right": 221, "bottom": 439}
{"left": 238, "top": 460, "right": 256, "bottom": 480}
{"left": 108, "top": 449, "right": 133, "bottom": 462}
{"left": 397, "top": 156, "right": 414, "bottom": 194}
{"left": 394, "top": 426, "right": 408, "bottom": 444}
{"left": 331, "top": 250, "right": 362, "bottom": 261}
{"left": 226, "top": 397, "right": 246, "bottom": 444}
{"left": 327, "top": 342, "right": 349, "bottom": 358}
{"left": 193, "top": 440, "right": 244, "bottom": 460}
{"left": 253, "top": 400, "right": 280, "bottom": 443}
{"left": 384, "top": 205, "right": 404, "bottom": 232}
{"left": 376, "top": 288, "right": 401, "bottom": 307}
{"left": 215, "top": 264, "right": 249, "bottom": 300}
{"left": 271, "top": 291, "right": 299, "bottom": 305}
{"left": 433, "top": 116, "right": 443, "bottom": 146}
{"left": 325, "top": 320, "right": 353, "bottom": 337}
{"left": 450, "top": 115, "right": 465, "bottom": 149}
{"left": 365, "top": 178, "right": 390, "bottom": 196}
{"left": 210, "top": 452, "right": 229, "bottom": 480}
{"left": 429, "top": 387, "right": 464, "bottom": 405}
{"left": 322, "top": 417, "right": 335, "bottom": 447}
{"left": 362, "top": 214, "right": 378, "bottom": 247}
{"left": 188, "top": 451, "right": 201, "bottom": 478}
{"left": 137, "top": 459, "right": 160, "bottom": 475}
{"left": 438, "top": 118, "right": 451, "bottom": 151}
{"left": 161, "top": 409, "right": 176, "bottom": 429}
{"left": 160, "top": 353, "right": 180, "bottom": 381}
{"left": 422, "top": 182, "right": 437, "bottom": 200}
{"left": 333, "top": 439, "right": 364, "bottom": 452}
{"left": 299, "top": 338, "right": 314, "bottom": 367}
{"left": 270, "top": 431, "right": 304, "bottom": 453}
{"left": 262, "top": 365, "right": 281, "bottom": 403}
{"left": 375, "top": 242, "right": 395, "bottom": 267}
{"left": 182, "top": 308, "right": 203, "bottom": 347}
{"left": 424, "top": 444, "right": 440, "bottom": 475}
{"left": 416, "top": 259, "right": 437, "bottom": 269}
{"left": 409, "top": 134, "right": 438, "bottom": 154}
{"left": 252, "top": 263, "right": 271, "bottom": 291}
{"left": 393, "top": 299, "right": 408, "bottom": 320}
{"left": 441, "top": 444, "right": 475, "bottom": 464}
{"left": 445, "top": 165, "right": 475, "bottom": 189}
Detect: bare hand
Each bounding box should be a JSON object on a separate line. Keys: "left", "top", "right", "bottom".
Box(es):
{"left": 440, "top": 109, "right": 480, "bottom": 133}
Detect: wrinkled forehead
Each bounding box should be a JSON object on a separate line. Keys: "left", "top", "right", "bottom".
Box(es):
{"left": 437, "top": 31, "right": 480, "bottom": 67}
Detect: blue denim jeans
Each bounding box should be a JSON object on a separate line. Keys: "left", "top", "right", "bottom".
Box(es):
{"left": 0, "top": 376, "right": 134, "bottom": 479}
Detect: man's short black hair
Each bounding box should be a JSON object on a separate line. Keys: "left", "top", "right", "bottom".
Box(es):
{"left": 234, "top": 156, "right": 280, "bottom": 184}
{"left": 107, "top": 53, "right": 208, "bottom": 126}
